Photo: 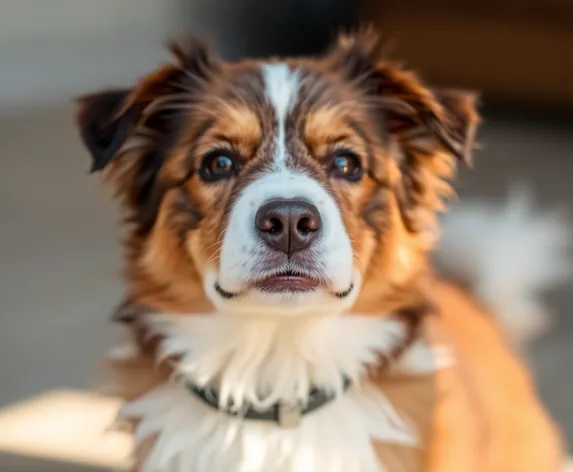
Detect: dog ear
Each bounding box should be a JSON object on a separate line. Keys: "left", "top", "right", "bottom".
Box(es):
{"left": 76, "top": 89, "right": 135, "bottom": 173}
{"left": 329, "top": 29, "right": 479, "bottom": 165}
{"left": 328, "top": 30, "right": 480, "bottom": 235}
{"left": 390, "top": 85, "right": 480, "bottom": 235}
{"left": 75, "top": 36, "right": 220, "bottom": 233}
{"left": 431, "top": 88, "right": 480, "bottom": 165}
{"left": 76, "top": 35, "right": 220, "bottom": 171}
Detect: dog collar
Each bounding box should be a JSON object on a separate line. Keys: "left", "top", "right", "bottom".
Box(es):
{"left": 186, "top": 377, "right": 352, "bottom": 429}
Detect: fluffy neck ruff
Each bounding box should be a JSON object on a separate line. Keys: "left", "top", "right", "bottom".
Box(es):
{"left": 119, "top": 312, "right": 433, "bottom": 472}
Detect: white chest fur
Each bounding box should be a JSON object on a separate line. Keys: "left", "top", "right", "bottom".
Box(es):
{"left": 119, "top": 314, "right": 432, "bottom": 472}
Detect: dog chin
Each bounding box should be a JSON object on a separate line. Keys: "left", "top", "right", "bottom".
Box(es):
{"left": 203, "top": 268, "right": 361, "bottom": 317}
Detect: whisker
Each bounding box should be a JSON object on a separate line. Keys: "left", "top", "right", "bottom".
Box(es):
{"left": 204, "top": 248, "right": 222, "bottom": 266}
{"left": 202, "top": 230, "right": 226, "bottom": 253}
{"left": 352, "top": 256, "right": 365, "bottom": 271}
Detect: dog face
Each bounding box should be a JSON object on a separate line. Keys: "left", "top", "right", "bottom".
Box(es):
{"left": 76, "top": 31, "right": 479, "bottom": 316}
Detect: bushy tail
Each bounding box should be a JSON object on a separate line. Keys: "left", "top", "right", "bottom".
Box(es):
{"left": 435, "top": 187, "right": 571, "bottom": 345}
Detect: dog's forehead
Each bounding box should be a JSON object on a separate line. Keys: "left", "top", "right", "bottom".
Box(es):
{"left": 215, "top": 60, "right": 344, "bottom": 126}
{"left": 261, "top": 63, "right": 299, "bottom": 122}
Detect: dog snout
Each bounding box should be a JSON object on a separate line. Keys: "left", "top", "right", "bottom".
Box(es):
{"left": 255, "top": 199, "right": 322, "bottom": 255}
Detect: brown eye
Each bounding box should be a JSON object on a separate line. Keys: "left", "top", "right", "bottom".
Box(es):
{"left": 200, "top": 151, "right": 238, "bottom": 181}
{"left": 330, "top": 152, "right": 363, "bottom": 181}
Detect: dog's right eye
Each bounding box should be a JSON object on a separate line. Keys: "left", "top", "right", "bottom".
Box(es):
{"left": 199, "top": 151, "right": 239, "bottom": 182}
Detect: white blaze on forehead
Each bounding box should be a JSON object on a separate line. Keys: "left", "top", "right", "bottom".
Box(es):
{"left": 261, "top": 63, "right": 300, "bottom": 168}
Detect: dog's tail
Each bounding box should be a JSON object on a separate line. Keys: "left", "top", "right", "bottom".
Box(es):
{"left": 435, "top": 186, "right": 571, "bottom": 345}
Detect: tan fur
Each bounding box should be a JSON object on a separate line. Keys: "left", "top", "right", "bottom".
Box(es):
{"left": 371, "top": 280, "right": 563, "bottom": 471}
{"left": 426, "top": 282, "right": 563, "bottom": 471}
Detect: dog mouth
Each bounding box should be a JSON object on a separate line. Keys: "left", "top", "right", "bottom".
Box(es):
{"left": 214, "top": 269, "right": 354, "bottom": 300}
{"left": 254, "top": 270, "right": 320, "bottom": 294}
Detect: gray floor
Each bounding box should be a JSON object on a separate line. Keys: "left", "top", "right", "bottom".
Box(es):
{"left": 0, "top": 105, "right": 571, "bottom": 470}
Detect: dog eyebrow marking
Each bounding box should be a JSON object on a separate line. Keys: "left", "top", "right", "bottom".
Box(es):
{"left": 261, "top": 63, "right": 300, "bottom": 169}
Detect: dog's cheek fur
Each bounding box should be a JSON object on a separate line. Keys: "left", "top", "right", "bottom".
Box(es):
{"left": 331, "top": 141, "right": 429, "bottom": 313}
{"left": 126, "top": 188, "right": 208, "bottom": 313}
{"left": 183, "top": 179, "right": 231, "bottom": 273}
{"left": 131, "top": 172, "right": 238, "bottom": 313}
{"left": 351, "top": 189, "right": 429, "bottom": 313}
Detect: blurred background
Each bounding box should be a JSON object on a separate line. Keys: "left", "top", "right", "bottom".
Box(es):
{"left": 0, "top": 1, "right": 572, "bottom": 470}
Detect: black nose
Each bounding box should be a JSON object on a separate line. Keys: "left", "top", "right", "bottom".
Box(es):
{"left": 255, "top": 199, "right": 322, "bottom": 255}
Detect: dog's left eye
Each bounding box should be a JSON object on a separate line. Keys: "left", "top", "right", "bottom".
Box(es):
{"left": 200, "top": 151, "right": 238, "bottom": 181}
{"left": 330, "top": 152, "right": 363, "bottom": 181}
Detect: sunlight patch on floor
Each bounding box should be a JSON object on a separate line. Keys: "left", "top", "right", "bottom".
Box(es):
{"left": 0, "top": 390, "right": 132, "bottom": 470}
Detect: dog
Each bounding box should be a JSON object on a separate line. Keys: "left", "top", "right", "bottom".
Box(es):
{"left": 75, "top": 30, "right": 569, "bottom": 471}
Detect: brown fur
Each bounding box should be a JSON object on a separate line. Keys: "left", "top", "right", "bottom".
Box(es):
{"left": 76, "top": 29, "right": 563, "bottom": 471}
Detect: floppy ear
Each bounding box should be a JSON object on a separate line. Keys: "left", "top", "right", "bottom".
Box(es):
{"left": 431, "top": 87, "right": 479, "bottom": 165}
{"left": 76, "top": 35, "right": 220, "bottom": 172}
{"left": 392, "top": 85, "right": 480, "bottom": 235}
{"left": 328, "top": 30, "right": 480, "bottom": 235}
{"left": 330, "top": 29, "right": 479, "bottom": 164}
{"left": 75, "top": 36, "right": 220, "bottom": 234}
{"left": 76, "top": 89, "right": 135, "bottom": 173}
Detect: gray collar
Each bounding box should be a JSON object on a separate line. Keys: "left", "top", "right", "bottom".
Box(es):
{"left": 186, "top": 377, "right": 352, "bottom": 429}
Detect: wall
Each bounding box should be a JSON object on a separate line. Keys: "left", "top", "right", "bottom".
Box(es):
{"left": 0, "top": 0, "right": 178, "bottom": 111}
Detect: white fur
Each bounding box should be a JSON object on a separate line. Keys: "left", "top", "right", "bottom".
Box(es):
{"left": 262, "top": 63, "right": 300, "bottom": 169}
{"left": 394, "top": 342, "right": 455, "bottom": 374}
{"left": 436, "top": 187, "right": 571, "bottom": 344}
{"left": 216, "top": 170, "right": 356, "bottom": 316}
{"left": 119, "top": 313, "right": 427, "bottom": 472}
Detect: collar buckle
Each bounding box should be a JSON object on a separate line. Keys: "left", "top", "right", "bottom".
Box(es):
{"left": 277, "top": 402, "right": 302, "bottom": 429}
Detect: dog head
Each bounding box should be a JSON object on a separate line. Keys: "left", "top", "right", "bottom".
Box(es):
{"left": 76, "top": 30, "right": 479, "bottom": 317}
